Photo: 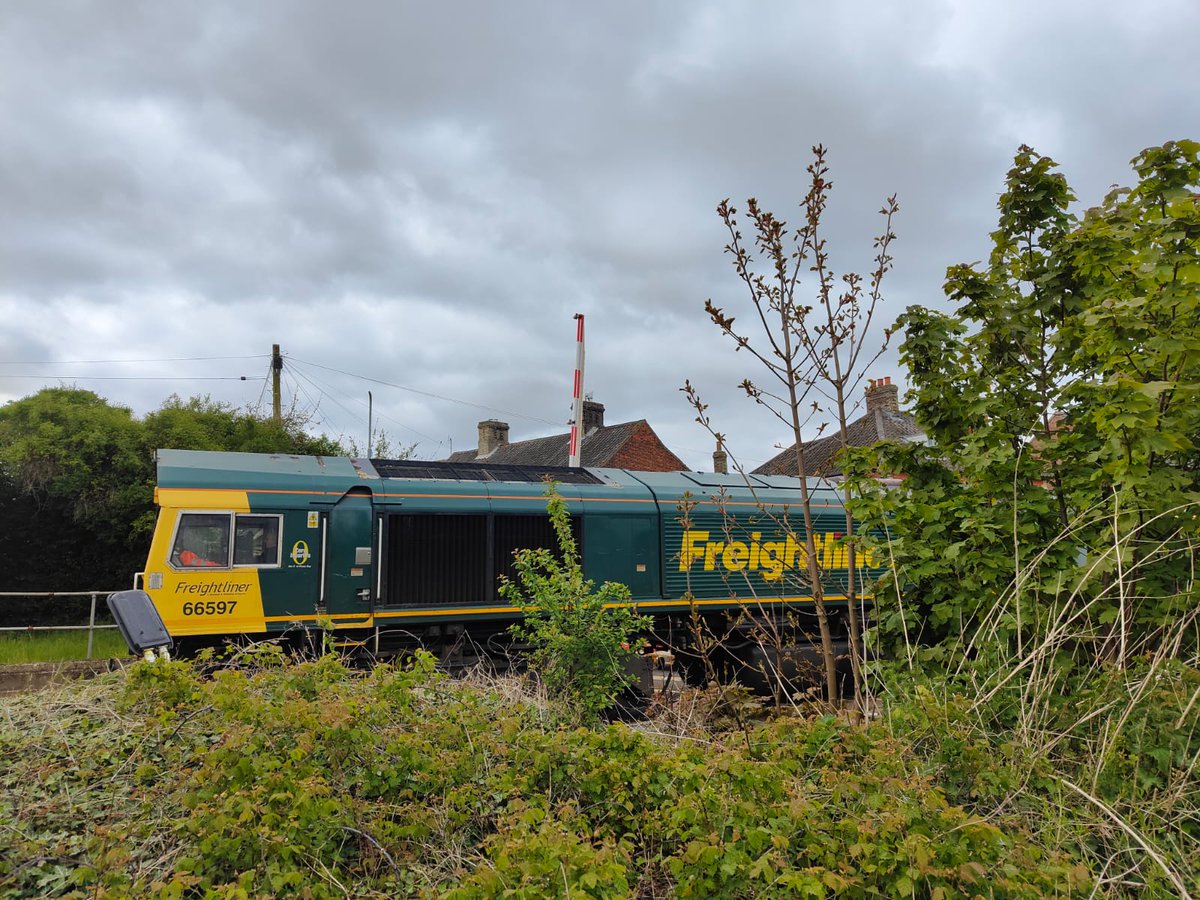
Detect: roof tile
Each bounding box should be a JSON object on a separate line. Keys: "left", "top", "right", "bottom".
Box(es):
{"left": 446, "top": 420, "right": 684, "bottom": 470}
{"left": 752, "top": 408, "right": 924, "bottom": 476}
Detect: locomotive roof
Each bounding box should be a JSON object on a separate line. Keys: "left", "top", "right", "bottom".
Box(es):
{"left": 155, "top": 450, "right": 609, "bottom": 491}
{"left": 156, "top": 449, "right": 372, "bottom": 492}
{"left": 155, "top": 449, "right": 845, "bottom": 507}
{"left": 371, "top": 458, "right": 603, "bottom": 484}
{"left": 625, "top": 469, "right": 845, "bottom": 506}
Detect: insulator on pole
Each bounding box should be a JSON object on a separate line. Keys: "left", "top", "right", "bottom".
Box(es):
{"left": 568, "top": 314, "right": 585, "bottom": 468}
{"left": 271, "top": 343, "right": 282, "bottom": 424}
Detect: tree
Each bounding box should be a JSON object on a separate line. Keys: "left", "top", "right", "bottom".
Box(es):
{"left": 0, "top": 387, "right": 150, "bottom": 537}
{"left": 502, "top": 484, "right": 650, "bottom": 723}
{"left": 0, "top": 388, "right": 351, "bottom": 609}
{"left": 689, "top": 145, "right": 898, "bottom": 703}
{"left": 0, "top": 388, "right": 152, "bottom": 612}
{"left": 343, "top": 430, "right": 417, "bottom": 460}
{"left": 849, "top": 139, "right": 1200, "bottom": 665}
{"left": 144, "top": 394, "right": 345, "bottom": 458}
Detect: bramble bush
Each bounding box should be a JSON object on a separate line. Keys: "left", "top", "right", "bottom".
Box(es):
{"left": 0, "top": 652, "right": 1103, "bottom": 897}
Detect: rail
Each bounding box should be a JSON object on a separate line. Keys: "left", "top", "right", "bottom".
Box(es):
{"left": 0, "top": 591, "right": 124, "bottom": 659}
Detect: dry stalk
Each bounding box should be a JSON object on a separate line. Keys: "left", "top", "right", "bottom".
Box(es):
{"left": 1178, "top": 683, "right": 1200, "bottom": 731}
{"left": 1061, "top": 778, "right": 1194, "bottom": 900}
{"left": 872, "top": 524, "right": 915, "bottom": 673}
{"left": 343, "top": 825, "right": 402, "bottom": 877}
{"left": 969, "top": 500, "right": 1199, "bottom": 712}
{"left": 305, "top": 849, "right": 352, "bottom": 897}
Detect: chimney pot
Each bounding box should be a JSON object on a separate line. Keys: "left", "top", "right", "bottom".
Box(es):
{"left": 865, "top": 378, "right": 900, "bottom": 414}
{"left": 477, "top": 419, "right": 509, "bottom": 457}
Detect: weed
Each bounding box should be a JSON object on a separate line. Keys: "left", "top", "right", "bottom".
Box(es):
{"left": 502, "top": 484, "right": 650, "bottom": 725}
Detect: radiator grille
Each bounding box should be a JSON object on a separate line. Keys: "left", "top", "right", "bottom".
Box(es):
{"left": 383, "top": 513, "right": 582, "bottom": 607}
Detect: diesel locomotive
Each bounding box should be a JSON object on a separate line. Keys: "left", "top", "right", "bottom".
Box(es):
{"left": 134, "top": 449, "right": 876, "bottom": 669}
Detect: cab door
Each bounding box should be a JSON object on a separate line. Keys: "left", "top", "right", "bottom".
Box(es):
{"left": 322, "top": 490, "right": 374, "bottom": 618}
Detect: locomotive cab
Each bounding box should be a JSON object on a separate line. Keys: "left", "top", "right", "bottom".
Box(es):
{"left": 138, "top": 450, "right": 376, "bottom": 647}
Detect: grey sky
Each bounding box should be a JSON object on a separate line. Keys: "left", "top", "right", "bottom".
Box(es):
{"left": 2, "top": 1, "right": 1196, "bottom": 469}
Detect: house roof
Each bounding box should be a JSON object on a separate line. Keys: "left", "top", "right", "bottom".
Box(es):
{"left": 446, "top": 419, "right": 666, "bottom": 468}
{"left": 752, "top": 408, "right": 925, "bottom": 477}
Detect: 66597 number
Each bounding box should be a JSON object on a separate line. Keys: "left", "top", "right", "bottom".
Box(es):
{"left": 181, "top": 601, "right": 238, "bottom": 616}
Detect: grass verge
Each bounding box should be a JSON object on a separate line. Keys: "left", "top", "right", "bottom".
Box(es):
{"left": 0, "top": 629, "right": 128, "bottom": 665}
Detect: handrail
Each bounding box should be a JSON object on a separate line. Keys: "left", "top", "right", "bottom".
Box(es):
{"left": 0, "top": 590, "right": 124, "bottom": 596}
{"left": 0, "top": 590, "right": 127, "bottom": 659}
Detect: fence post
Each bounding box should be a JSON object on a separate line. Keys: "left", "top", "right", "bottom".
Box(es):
{"left": 87, "top": 593, "right": 98, "bottom": 659}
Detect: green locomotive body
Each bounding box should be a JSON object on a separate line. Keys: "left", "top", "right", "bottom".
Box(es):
{"left": 139, "top": 449, "right": 876, "bottom": 658}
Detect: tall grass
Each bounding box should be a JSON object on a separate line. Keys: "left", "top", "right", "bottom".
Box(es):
{"left": 876, "top": 499, "right": 1200, "bottom": 897}
{"left": 0, "top": 629, "right": 128, "bottom": 664}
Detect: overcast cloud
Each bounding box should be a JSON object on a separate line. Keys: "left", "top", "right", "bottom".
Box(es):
{"left": 2, "top": 1, "right": 1197, "bottom": 469}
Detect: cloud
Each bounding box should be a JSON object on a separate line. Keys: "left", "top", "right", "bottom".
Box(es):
{"left": 1, "top": 0, "right": 1197, "bottom": 470}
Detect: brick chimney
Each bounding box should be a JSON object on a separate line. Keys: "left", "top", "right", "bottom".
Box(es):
{"left": 477, "top": 419, "right": 509, "bottom": 457}
{"left": 865, "top": 376, "right": 899, "bottom": 414}
{"left": 582, "top": 400, "right": 605, "bottom": 432}
{"left": 713, "top": 438, "right": 728, "bottom": 474}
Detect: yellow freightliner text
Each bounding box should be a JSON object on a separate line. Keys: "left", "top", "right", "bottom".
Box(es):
{"left": 678, "top": 530, "right": 870, "bottom": 581}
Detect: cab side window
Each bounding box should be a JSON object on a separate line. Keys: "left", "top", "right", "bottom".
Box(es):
{"left": 171, "top": 513, "right": 231, "bottom": 568}
{"left": 234, "top": 515, "right": 281, "bottom": 567}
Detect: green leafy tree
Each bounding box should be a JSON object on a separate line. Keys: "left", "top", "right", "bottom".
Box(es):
{"left": 0, "top": 387, "right": 149, "bottom": 536}
{"left": 849, "top": 139, "right": 1200, "bottom": 665}
{"left": 1060, "top": 141, "right": 1200, "bottom": 658}
{"left": 502, "top": 485, "right": 650, "bottom": 723}
{"left": 0, "top": 388, "right": 350, "bottom": 609}
{"left": 144, "top": 394, "right": 345, "bottom": 458}
{"left": 0, "top": 388, "right": 152, "bottom": 611}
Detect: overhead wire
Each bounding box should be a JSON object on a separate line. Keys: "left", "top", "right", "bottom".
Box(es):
{"left": 0, "top": 355, "right": 773, "bottom": 468}
{"left": 0, "top": 352, "right": 771, "bottom": 467}
{"left": 288, "top": 356, "right": 561, "bottom": 427}
{"left": 292, "top": 368, "right": 444, "bottom": 453}
{"left": 0, "top": 374, "right": 253, "bottom": 381}
{"left": 289, "top": 357, "right": 753, "bottom": 465}
{"left": 282, "top": 371, "right": 319, "bottom": 420}
{"left": 0, "top": 354, "right": 268, "bottom": 365}
{"left": 282, "top": 369, "right": 346, "bottom": 438}
{"left": 284, "top": 368, "right": 357, "bottom": 440}
{"left": 0, "top": 354, "right": 272, "bottom": 398}
{"left": 287, "top": 358, "right": 444, "bottom": 448}
{"left": 5, "top": 351, "right": 557, "bottom": 432}
{"left": 286, "top": 362, "right": 383, "bottom": 444}
{"left": 290, "top": 364, "right": 436, "bottom": 446}
{"left": 253, "top": 359, "right": 271, "bottom": 413}
{"left": 289, "top": 367, "right": 352, "bottom": 436}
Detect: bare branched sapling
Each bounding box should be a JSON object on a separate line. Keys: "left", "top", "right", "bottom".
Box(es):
{"left": 690, "top": 145, "right": 898, "bottom": 703}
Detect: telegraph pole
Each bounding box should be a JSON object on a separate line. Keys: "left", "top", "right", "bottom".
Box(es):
{"left": 271, "top": 343, "right": 283, "bottom": 423}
